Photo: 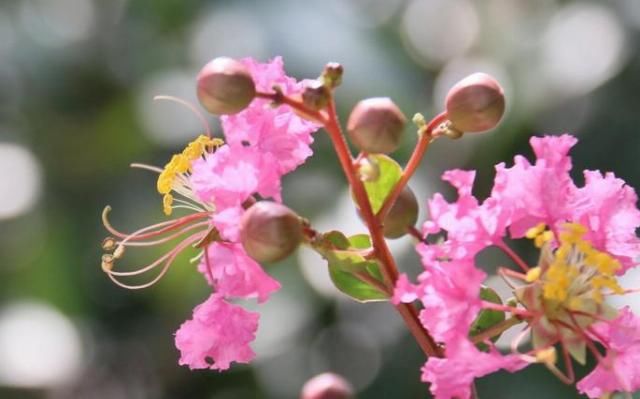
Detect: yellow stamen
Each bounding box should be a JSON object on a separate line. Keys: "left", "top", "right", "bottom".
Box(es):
{"left": 536, "top": 347, "right": 557, "bottom": 365}
{"left": 525, "top": 223, "right": 546, "bottom": 239}
{"left": 525, "top": 267, "right": 542, "bottom": 282}
{"left": 163, "top": 194, "right": 174, "bottom": 216}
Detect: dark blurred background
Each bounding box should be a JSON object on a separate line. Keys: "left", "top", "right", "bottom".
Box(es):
{"left": 1, "top": 0, "right": 639, "bottom": 398}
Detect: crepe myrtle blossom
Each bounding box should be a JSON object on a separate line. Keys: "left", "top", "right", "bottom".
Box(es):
{"left": 101, "top": 57, "right": 317, "bottom": 371}
{"left": 394, "top": 135, "right": 640, "bottom": 398}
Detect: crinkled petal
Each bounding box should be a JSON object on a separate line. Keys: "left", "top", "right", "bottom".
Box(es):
{"left": 175, "top": 294, "right": 259, "bottom": 371}
{"left": 422, "top": 338, "right": 528, "bottom": 399}
{"left": 577, "top": 308, "right": 640, "bottom": 397}
{"left": 198, "top": 242, "right": 280, "bottom": 303}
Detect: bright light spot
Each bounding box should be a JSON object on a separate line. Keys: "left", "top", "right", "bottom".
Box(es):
{"left": 0, "top": 301, "right": 83, "bottom": 388}
{"left": 251, "top": 292, "right": 313, "bottom": 358}
{"left": 19, "top": 0, "right": 96, "bottom": 47}
{"left": 309, "top": 324, "right": 381, "bottom": 391}
{"left": 188, "top": 8, "right": 268, "bottom": 68}
{"left": 336, "top": 298, "right": 405, "bottom": 346}
{"left": 541, "top": 3, "right": 626, "bottom": 98}
{"left": 0, "top": 143, "right": 42, "bottom": 220}
{"left": 136, "top": 70, "right": 207, "bottom": 147}
{"left": 401, "top": 0, "right": 479, "bottom": 67}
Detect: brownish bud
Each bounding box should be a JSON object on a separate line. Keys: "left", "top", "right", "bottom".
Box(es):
{"left": 347, "top": 97, "right": 406, "bottom": 154}
{"left": 383, "top": 186, "right": 419, "bottom": 239}
{"left": 240, "top": 201, "right": 303, "bottom": 263}
{"left": 302, "top": 80, "right": 330, "bottom": 111}
{"left": 197, "top": 57, "right": 256, "bottom": 115}
{"left": 300, "top": 373, "right": 354, "bottom": 399}
{"left": 445, "top": 72, "right": 505, "bottom": 132}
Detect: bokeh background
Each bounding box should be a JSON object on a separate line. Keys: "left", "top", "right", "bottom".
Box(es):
{"left": 1, "top": 0, "right": 640, "bottom": 398}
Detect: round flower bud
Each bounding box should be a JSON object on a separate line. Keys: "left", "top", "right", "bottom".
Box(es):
{"left": 383, "top": 186, "right": 419, "bottom": 239}
{"left": 347, "top": 97, "right": 407, "bottom": 154}
{"left": 445, "top": 72, "right": 505, "bottom": 133}
{"left": 302, "top": 80, "right": 330, "bottom": 111}
{"left": 240, "top": 201, "right": 303, "bottom": 263}
{"left": 301, "top": 373, "right": 354, "bottom": 399}
{"left": 197, "top": 57, "right": 256, "bottom": 115}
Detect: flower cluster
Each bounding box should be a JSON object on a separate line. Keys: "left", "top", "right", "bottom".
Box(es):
{"left": 102, "top": 57, "right": 318, "bottom": 371}
{"left": 394, "top": 134, "right": 640, "bottom": 398}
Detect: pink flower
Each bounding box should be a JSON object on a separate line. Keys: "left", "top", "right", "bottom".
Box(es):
{"left": 175, "top": 294, "right": 259, "bottom": 371}
{"left": 198, "top": 242, "right": 281, "bottom": 303}
{"left": 577, "top": 307, "right": 640, "bottom": 397}
{"left": 221, "top": 57, "right": 319, "bottom": 177}
{"left": 396, "top": 134, "right": 640, "bottom": 397}
{"left": 422, "top": 339, "right": 527, "bottom": 399}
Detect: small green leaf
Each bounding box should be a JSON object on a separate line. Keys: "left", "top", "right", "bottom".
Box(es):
{"left": 363, "top": 154, "right": 403, "bottom": 213}
{"left": 329, "top": 266, "right": 388, "bottom": 302}
{"left": 323, "top": 230, "right": 350, "bottom": 249}
{"left": 348, "top": 234, "right": 372, "bottom": 249}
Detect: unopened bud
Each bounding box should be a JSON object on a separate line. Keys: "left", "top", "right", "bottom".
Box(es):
{"left": 383, "top": 186, "right": 419, "bottom": 239}
{"left": 322, "top": 62, "right": 344, "bottom": 88}
{"left": 240, "top": 201, "right": 303, "bottom": 263}
{"left": 445, "top": 72, "right": 505, "bottom": 133}
{"left": 302, "top": 80, "right": 330, "bottom": 111}
{"left": 300, "top": 373, "right": 354, "bottom": 399}
{"left": 197, "top": 57, "right": 256, "bottom": 115}
{"left": 347, "top": 97, "right": 406, "bottom": 154}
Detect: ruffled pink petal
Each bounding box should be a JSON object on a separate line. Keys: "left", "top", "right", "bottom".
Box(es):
{"left": 221, "top": 57, "right": 319, "bottom": 177}
{"left": 198, "top": 242, "right": 281, "bottom": 303}
{"left": 422, "top": 337, "right": 528, "bottom": 399}
{"left": 577, "top": 308, "right": 640, "bottom": 397}
{"left": 175, "top": 294, "right": 259, "bottom": 371}
{"left": 572, "top": 171, "right": 640, "bottom": 273}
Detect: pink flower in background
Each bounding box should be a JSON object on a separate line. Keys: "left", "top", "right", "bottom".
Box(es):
{"left": 175, "top": 294, "right": 259, "bottom": 371}
{"left": 197, "top": 242, "right": 281, "bottom": 303}
{"left": 395, "top": 135, "right": 640, "bottom": 398}
{"left": 577, "top": 307, "right": 640, "bottom": 397}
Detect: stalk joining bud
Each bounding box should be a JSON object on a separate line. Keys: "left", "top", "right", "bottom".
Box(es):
{"left": 445, "top": 72, "right": 505, "bottom": 133}
{"left": 240, "top": 201, "right": 303, "bottom": 263}
{"left": 300, "top": 372, "right": 354, "bottom": 399}
{"left": 347, "top": 97, "right": 407, "bottom": 154}
{"left": 383, "top": 186, "right": 419, "bottom": 239}
{"left": 302, "top": 80, "right": 330, "bottom": 111}
{"left": 197, "top": 57, "right": 256, "bottom": 115}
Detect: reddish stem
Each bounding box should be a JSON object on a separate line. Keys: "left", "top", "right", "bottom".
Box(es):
{"left": 495, "top": 240, "right": 530, "bottom": 272}
{"left": 376, "top": 112, "right": 447, "bottom": 220}
{"left": 322, "top": 96, "right": 442, "bottom": 357}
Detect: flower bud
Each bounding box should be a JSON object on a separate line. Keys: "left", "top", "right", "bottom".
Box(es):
{"left": 300, "top": 373, "right": 354, "bottom": 399}
{"left": 383, "top": 186, "right": 419, "bottom": 239}
{"left": 240, "top": 201, "right": 303, "bottom": 263}
{"left": 445, "top": 72, "right": 505, "bottom": 132}
{"left": 347, "top": 97, "right": 406, "bottom": 154}
{"left": 322, "top": 62, "right": 344, "bottom": 88}
{"left": 197, "top": 57, "right": 256, "bottom": 115}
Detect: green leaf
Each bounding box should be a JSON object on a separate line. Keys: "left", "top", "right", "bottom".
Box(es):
{"left": 329, "top": 266, "right": 388, "bottom": 302}
{"left": 363, "top": 154, "right": 403, "bottom": 213}
{"left": 311, "top": 231, "right": 388, "bottom": 302}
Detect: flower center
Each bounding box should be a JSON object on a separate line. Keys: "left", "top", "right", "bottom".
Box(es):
{"left": 525, "top": 222, "right": 624, "bottom": 316}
